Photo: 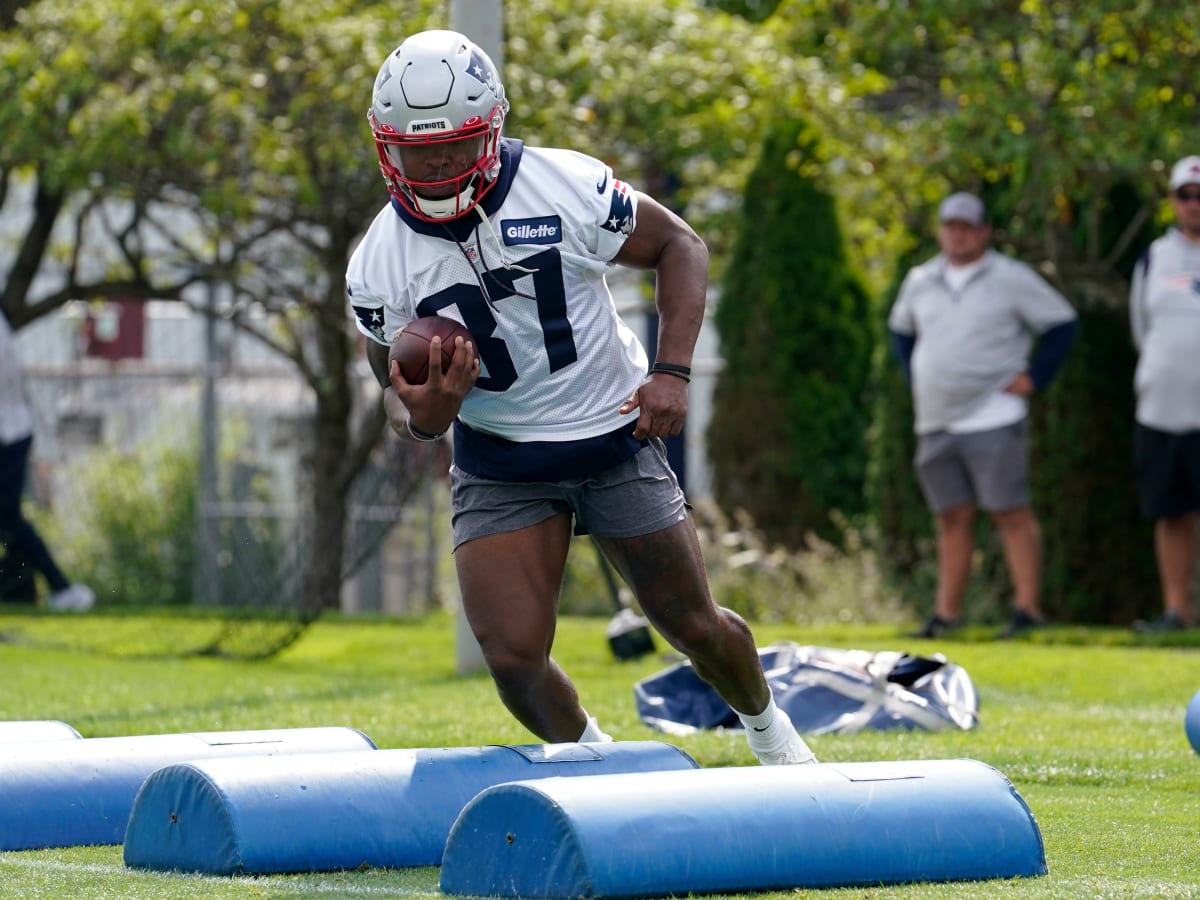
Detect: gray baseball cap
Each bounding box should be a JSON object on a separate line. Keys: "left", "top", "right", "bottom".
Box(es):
{"left": 938, "top": 192, "right": 986, "bottom": 226}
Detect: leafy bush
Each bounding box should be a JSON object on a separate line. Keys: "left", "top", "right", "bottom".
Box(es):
{"left": 1030, "top": 303, "right": 1158, "bottom": 623}
{"left": 44, "top": 441, "right": 200, "bottom": 607}
{"left": 559, "top": 537, "right": 627, "bottom": 618}
{"left": 707, "top": 116, "right": 874, "bottom": 549}
{"left": 556, "top": 501, "right": 907, "bottom": 628}
{"left": 691, "top": 500, "right": 906, "bottom": 627}
{"left": 865, "top": 240, "right": 939, "bottom": 616}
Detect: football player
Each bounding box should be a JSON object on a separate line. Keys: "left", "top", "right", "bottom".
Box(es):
{"left": 348, "top": 29, "right": 816, "bottom": 765}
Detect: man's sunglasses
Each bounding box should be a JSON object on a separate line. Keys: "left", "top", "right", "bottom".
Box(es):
{"left": 1174, "top": 188, "right": 1200, "bottom": 203}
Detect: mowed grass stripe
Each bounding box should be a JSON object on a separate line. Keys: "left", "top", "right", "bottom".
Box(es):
{"left": 0, "top": 607, "right": 1197, "bottom": 899}
{"left": 0, "top": 851, "right": 443, "bottom": 897}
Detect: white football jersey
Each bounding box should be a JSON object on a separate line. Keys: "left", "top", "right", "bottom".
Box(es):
{"left": 348, "top": 140, "right": 647, "bottom": 442}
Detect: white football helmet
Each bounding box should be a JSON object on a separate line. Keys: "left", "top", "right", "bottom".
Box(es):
{"left": 369, "top": 30, "right": 509, "bottom": 221}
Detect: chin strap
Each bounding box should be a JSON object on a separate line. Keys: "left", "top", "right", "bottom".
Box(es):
{"left": 410, "top": 182, "right": 477, "bottom": 220}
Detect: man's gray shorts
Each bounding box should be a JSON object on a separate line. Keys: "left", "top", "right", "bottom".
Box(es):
{"left": 914, "top": 420, "right": 1030, "bottom": 514}
{"left": 449, "top": 438, "right": 689, "bottom": 549}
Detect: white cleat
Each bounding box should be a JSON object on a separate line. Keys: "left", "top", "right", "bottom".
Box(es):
{"left": 751, "top": 735, "right": 818, "bottom": 766}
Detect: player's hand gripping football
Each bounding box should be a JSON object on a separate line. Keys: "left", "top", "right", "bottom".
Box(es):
{"left": 619, "top": 372, "right": 688, "bottom": 440}
{"left": 385, "top": 336, "right": 479, "bottom": 439}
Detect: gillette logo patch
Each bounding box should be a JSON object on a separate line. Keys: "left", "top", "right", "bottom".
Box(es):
{"left": 501, "top": 216, "right": 562, "bottom": 245}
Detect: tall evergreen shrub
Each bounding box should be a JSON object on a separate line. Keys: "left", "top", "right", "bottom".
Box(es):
{"left": 707, "top": 118, "right": 873, "bottom": 548}
{"left": 1031, "top": 181, "right": 1160, "bottom": 623}
{"left": 865, "top": 242, "right": 933, "bottom": 598}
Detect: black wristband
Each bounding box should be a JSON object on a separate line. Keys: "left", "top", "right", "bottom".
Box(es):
{"left": 406, "top": 420, "right": 445, "bottom": 442}
{"left": 650, "top": 362, "right": 692, "bottom": 383}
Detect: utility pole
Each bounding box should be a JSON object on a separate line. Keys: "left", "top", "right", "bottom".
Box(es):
{"left": 449, "top": 1, "right": 503, "bottom": 68}
{"left": 196, "top": 273, "right": 220, "bottom": 606}
{"left": 448, "top": 0, "right": 503, "bottom": 674}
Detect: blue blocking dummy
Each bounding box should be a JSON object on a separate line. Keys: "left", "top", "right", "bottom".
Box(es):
{"left": 123, "top": 741, "right": 697, "bottom": 875}
{"left": 0, "top": 720, "right": 82, "bottom": 743}
{"left": 1187, "top": 689, "right": 1200, "bottom": 754}
{"left": 0, "top": 727, "right": 375, "bottom": 850}
{"left": 440, "top": 758, "right": 1046, "bottom": 897}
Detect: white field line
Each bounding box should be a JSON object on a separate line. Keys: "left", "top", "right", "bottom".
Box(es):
{"left": 0, "top": 855, "right": 440, "bottom": 896}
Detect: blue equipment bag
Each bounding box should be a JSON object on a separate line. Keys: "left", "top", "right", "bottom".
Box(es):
{"left": 634, "top": 642, "right": 978, "bottom": 735}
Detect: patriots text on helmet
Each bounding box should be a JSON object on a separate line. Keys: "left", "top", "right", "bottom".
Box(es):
{"left": 409, "top": 119, "right": 453, "bottom": 133}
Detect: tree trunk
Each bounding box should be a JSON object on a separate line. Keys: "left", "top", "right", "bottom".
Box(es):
{"left": 300, "top": 282, "right": 357, "bottom": 614}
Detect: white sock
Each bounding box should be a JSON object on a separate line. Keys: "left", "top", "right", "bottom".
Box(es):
{"left": 738, "top": 696, "right": 779, "bottom": 733}
{"left": 739, "top": 698, "right": 817, "bottom": 763}
{"left": 577, "top": 714, "right": 613, "bottom": 743}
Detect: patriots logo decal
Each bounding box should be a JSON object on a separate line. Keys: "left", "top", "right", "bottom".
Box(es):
{"left": 465, "top": 47, "right": 499, "bottom": 99}
{"left": 352, "top": 301, "right": 388, "bottom": 343}
{"left": 601, "top": 179, "right": 635, "bottom": 235}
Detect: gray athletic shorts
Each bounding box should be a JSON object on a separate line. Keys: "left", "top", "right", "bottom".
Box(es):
{"left": 914, "top": 420, "right": 1030, "bottom": 513}
{"left": 449, "top": 438, "right": 689, "bottom": 549}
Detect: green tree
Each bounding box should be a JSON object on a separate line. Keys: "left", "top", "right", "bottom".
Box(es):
{"left": 1, "top": 0, "right": 800, "bottom": 611}
{"left": 506, "top": 0, "right": 797, "bottom": 263}
{"left": 774, "top": 1, "right": 1199, "bottom": 277}
{"left": 708, "top": 118, "right": 873, "bottom": 548}
{"left": 774, "top": 1, "right": 1197, "bottom": 621}
{"left": 698, "top": 0, "right": 784, "bottom": 23}
{"left": 0, "top": 0, "right": 442, "bottom": 611}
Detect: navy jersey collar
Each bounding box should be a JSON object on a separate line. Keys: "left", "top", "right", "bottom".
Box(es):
{"left": 388, "top": 138, "right": 525, "bottom": 241}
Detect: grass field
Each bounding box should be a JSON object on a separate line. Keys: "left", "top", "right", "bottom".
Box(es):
{"left": 0, "top": 606, "right": 1197, "bottom": 899}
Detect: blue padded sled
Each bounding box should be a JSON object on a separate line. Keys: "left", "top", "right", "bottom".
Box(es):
{"left": 123, "top": 741, "right": 696, "bottom": 875}
{"left": 0, "top": 720, "right": 82, "bottom": 743}
{"left": 440, "top": 758, "right": 1046, "bottom": 898}
{"left": 0, "top": 727, "right": 375, "bottom": 850}
{"left": 1187, "top": 689, "right": 1200, "bottom": 754}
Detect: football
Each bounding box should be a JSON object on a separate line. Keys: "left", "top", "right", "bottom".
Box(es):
{"left": 388, "top": 317, "right": 475, "bottom": 385}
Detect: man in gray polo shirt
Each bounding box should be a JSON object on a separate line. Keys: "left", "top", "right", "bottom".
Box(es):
{"left": 888, "top": 192, "right": 1077, "bottom": 639}
{"left": 1128, "top": 155, "right": 1200, "bottom": 633}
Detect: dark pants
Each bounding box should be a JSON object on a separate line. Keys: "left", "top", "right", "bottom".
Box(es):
{"left": 0, "top": 435, "right": 68, "bottom": 597}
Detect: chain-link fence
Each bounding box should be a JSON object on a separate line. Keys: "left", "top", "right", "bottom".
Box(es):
{"left": 11, "top": 299, "right": 447, "bottom": 625}
{"left": 9, "top": 276, "right": 721, "bottom": 631}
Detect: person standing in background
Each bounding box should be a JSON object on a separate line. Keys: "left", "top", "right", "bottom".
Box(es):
{"left": 1129, "top": 156, "right": 1200, "bottom": 633}
{"left": 888, "top": 192, "right": 1077, "bottom": 640}
{"left": 0, "top": 309, "right": 95, "bottom": 611}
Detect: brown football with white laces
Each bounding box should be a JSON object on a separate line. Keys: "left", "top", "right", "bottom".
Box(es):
{"left": 388, "top": 317, "right": 474, "bottom": 385}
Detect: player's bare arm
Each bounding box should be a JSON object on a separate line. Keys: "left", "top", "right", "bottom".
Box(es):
{"left": 366, "top": 338, "right": 478, "bottom": 439}
{"left": 614, "top": 194, "right": 709, "bottom": 439}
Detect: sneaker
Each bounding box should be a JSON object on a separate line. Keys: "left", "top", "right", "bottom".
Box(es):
{"left": 1133, "top": 611, "right": 1188, "bottom": 634}
{"left": 746, "top": 709, "right": 818, "bottom": 766}
{"left": 48, "top": 584, "right": 95, "bottom": 612}
{"left": 997, "top": 609, "right": 1043, "bottom": 640}
{"left": 577, "top": 716, "right": 614, "bottom": 743}
{"left": 909, "top": 614, "right": 961, "bottom": 639}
